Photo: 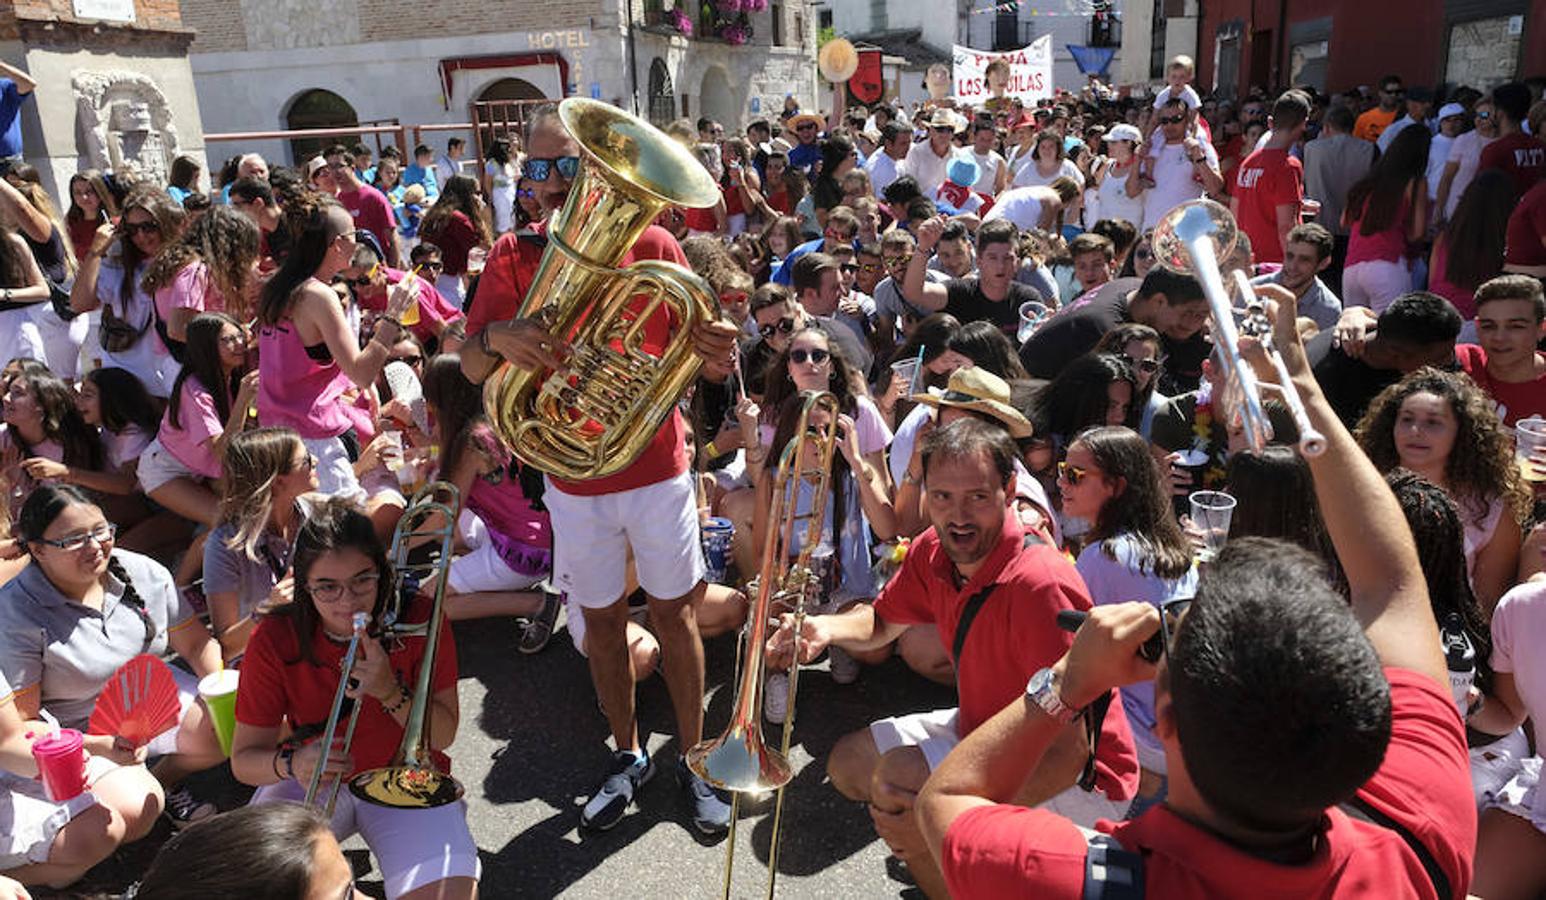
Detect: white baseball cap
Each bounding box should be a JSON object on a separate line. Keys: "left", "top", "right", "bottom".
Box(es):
{"left": 1438, "top": 103, "right": 1466, "bottom": 120}
{"left": 1105, "top": 123, "right": 1142, "bottom": 144}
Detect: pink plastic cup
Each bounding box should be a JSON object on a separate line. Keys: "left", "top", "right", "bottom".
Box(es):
{"left": 32, "top": 728, "right": 88, "bottom": 802}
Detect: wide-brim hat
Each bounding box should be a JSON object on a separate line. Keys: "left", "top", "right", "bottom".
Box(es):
{"left": 927, "top": 107, "right": 967, "bottom": 133}
{"left": 786, "top": 110, "right": 825, "bottom": 130}
{"left": 912, "top": 366, "right": 1033, "bottom": 438}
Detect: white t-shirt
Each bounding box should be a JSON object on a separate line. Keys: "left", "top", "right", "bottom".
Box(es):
{"left": 1013, "top": 157, "right": 1085, "bottom": 190}
{"left": 1426, "top": 133, "right": 1456, "bottom": 202}
{"left": 1491, "top": 579, "right": 1546, "bottom": 748}
{"left": 969, "top": 149, "right": 1007, "bottom": 195}
{"left": 865, "top": 150, "right": 905, "bottom": 197}
{"left": 1444, "top": 129, "right": 1497, "bottom": 220}
{"left": 1153, "top": 84, "right": 1202, "bottom": 110}
{"left": 1095, "top": 164, "right": 1146, "bottom": 229}
{"left": 905, "top": 140, "right": 963, "bottom": 197}
{"left": 984, "top": 186, "right": 1054, "bottom": 231}
{"left": 1142, "top": 139, "right": 1219, "bottom": 231}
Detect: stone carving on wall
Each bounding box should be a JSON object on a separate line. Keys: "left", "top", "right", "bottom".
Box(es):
{"left": 241, "top": 0, "right": 360, "bottom": 50}
{"left": 72, "top": 69, "right": 180, "bottom": 185}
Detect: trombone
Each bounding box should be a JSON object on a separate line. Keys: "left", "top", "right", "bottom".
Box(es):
{"left": 1151, "top": 199, "right": 1327, "bottom": 457}
{"left": 302, "top": 483, "right": 465, "bottom": 814}
{"left": 688, "top": 390, "right": 842, "bottom": 899}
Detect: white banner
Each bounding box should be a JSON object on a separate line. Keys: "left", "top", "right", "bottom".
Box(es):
{"left": 952, "top": 36, "right": 1053, "bottom": 104}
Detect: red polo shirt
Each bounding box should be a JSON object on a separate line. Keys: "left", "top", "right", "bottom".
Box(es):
{"left": 873, "top": 515, "right": 1139, "bottom": 800}
{"left": 465, "top": 224, "right": 689, "bottom": 496}
{"left": 940, "top": 668, "right": 1474, "bottom": 899}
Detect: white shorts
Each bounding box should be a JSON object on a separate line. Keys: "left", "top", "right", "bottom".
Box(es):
{"left": 1489, "top": 753, "right": 1546, "bottom": 833}
{"left": 254, "top": 777, "right": 480, "bottom": 898}
{"left": 448, "top": 516, "right": 547, "bottom": 594}
{"left": 869, "top": 706, "right": 1128, "bottom": 828}
{"left": 138, "top": 436, "right": 202, "bottom": 495}
{"left": 564, "top": 592, "right": 650, "bottom": 656}
{"left": 544, "top": 469, "right": 706, "bottom": 608}
{"left": 1342, "top": 259, "right": 1412, "bottom": 313}
{"left": 303, "top": 434, "right": 365, "bottom": 502}
{"left": 1473, "top": 729, "right": 1532, "bottom": 809}
{"left": 0, "top": 755, "right": 114, "bottom": 870}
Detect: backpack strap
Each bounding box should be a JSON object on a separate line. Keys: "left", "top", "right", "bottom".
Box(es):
{"left": 1082, "top": 833, "right": 1145, "bottom": 900}
{"left": 1338, "top": 795, "right": 1450, "bottom": 899}
{"left": 950, "top": 533, "right": 1050, "bottom": 665}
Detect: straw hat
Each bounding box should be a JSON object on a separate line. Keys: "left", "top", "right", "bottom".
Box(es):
{"left": 912, "top": 367, "right": 1033, "bottom": 438}
{"left": 927, "top": 107, "right": 967, "bottom": 133}
{"left": 786, "top": 109, "right": 825, "bottom": 131}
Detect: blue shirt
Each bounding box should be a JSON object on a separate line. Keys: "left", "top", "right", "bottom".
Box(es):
{"left": 401, "top": 163, "right": 440, "bottom": 200}
{"left": 787, "top": 141, "right": 821, "bottom": 176}
{"left": 770, "top": 237, "right": 825, "bottom": 285}
{"left": 0, "top": 80, "right": 26, "bottom": 157}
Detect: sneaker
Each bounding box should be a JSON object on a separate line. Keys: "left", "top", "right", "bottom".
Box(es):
{"left": 677, "top": 756, "right": 732, "bottom": 835}
{"left": 517, "top": 589, "right": 562, "bottom": 655}
{"left": 829, "top": 646, "right": 860, "bottom": 685}
{"left": 580, "top": 749, "right": 654, "bottom": 831}
{"left": 164, "top": 785, "right": 216, "bottom": 829}
{"left": 763, "top": 671, "right": 790, "bottom": 725}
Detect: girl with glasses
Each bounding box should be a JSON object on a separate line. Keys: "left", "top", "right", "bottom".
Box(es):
{"left": 231, "top": 497, "right": 478, "bottom": 900}
{"left": 0, "top": 484, "right": 227, "bottom": 827}
{"left": 204, "top": 427, "right": 317, "bottom": 663}
{"left": 1056, "top": 424, "right": 1196, "bottom": 816}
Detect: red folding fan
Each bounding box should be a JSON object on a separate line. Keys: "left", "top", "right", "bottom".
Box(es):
{"left": 88, "top": 654, "right": 182, "bottom": 748}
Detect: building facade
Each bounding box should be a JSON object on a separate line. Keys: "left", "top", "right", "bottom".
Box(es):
{"left": 178, "top": 0, "right": 820, "bottom": 167}
{"left": 2, "top": 0, "right": 207, "bottom": 201}
{"left": 1176, "top": 0, "right": 1546, "bottom": 100}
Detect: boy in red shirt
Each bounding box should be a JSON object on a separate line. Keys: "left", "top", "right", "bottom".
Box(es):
{"left": 1231, "top": 90, "right": 1309, "bottom": 264}
{"left": 1479, "top": 82, "right": 1546, "bottom": 198}
{"left": 1457, "top": 274, "right": 1546, "bottom": 426}
{"left": 918, "top": 287, "right": 1475, "bottom": 899}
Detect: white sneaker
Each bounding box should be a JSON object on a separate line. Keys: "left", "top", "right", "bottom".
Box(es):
{"left": 829, "top": 646, "right": 860, "bottom": 685}
{"left": 763, "top": 671, "right": 790, "bottom": 724}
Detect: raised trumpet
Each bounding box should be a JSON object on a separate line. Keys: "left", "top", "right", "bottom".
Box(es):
{"left": 1151, "top": 200, "right": 1326, "bottom": 457}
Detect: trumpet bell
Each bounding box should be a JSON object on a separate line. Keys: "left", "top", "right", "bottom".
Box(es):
{"left": 1151, "top": 199, "right": 1238, "bottom": 275}
{"left": 687, "top": 719, "right": 792, "bottom": 794}
{"left": 348, "top": 764, "right": 465, "bottom": 809}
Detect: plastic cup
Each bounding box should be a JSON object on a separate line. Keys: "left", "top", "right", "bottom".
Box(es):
{"left": 890, "top": 358, "right": 922, "bottom": 395}
{"left": 701, "top": 517, "right": 734, "bottom": 585}
{"left": 32, "top": 728, "right": 88, "bottom": 802}
{"left": 466, "top": 247, "right": 487, "bottom": 276}
{"left": 1189, "top": 491, "right": 1237, "bottom": 563}
{"left": 1017, "top": 301, "right": 1049, "bottom": 343}
{"left": 1517, "top": 418, "right": 1546, "bottom": 484}
{"left": 198, "top": 669, "right": 240, "bottom": 757}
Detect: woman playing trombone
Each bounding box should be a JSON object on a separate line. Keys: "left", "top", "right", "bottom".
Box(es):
{"left": 230, "top": 497, "right": 478, "bottom": 900}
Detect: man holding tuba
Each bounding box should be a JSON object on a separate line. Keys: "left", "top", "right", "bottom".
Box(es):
{"left": 460, "top": 104, "right": 742, "bottom": 835}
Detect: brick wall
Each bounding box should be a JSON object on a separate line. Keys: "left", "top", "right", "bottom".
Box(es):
{"left": 357, "top": 0, "right": 593, "bottom": 42}
{"left": 178, "top": 0, "right": 245, "bottom": 52}
{"left": 0, "top": 0, "right": 186, "bottom": 30}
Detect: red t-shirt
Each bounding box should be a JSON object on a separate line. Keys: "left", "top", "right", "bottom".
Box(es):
{"left": 1505, "top": 180, "right": 1546, "bottom": 268}
{"left": 234, "top": 597, "right": 459, "bottom": 779}
{"left": 1233, "top": 147, "right": 1302, "bottom": 263}
{"left": 1457, "top": 343, "right": 1546, "bottom": 426}
{"left": 940, "top": 668, "right": 1475, "bottom": 899}
{"left": 1480, "top": 133, "right": 1546, "bottom": 198}
{"left": 339, "top": 186, "right": 398, "bottom": 261}
{"left": 465, "top": 224, "right": 690, "bottom": 496}
{"left": 422, "top": 210, "right": 479, "bottom": 276}
{"left": 873, "top": 516, "right": 1139, "bottom": 800}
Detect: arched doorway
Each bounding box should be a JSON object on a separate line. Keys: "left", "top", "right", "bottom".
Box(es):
{"left": 647, "top": 58, "right": 675, "bottom": 126}
{"left": 698, "top": 66, "right": 735, "bottom": 131}
{"left": 285, "top": 88, "right": 358, "bottom": 164}
{"left": 477, "top": 78, "right": 547, "bottom": 103}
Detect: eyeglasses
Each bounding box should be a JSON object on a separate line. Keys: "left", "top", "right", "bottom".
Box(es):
{"left": 1118, "top": 354, "right": 1161, "bottom": 375}
{"left": 290, "top": 453, "right": 315, "bottom": 474}
{"left": 34, "top": 523, "right": 117, "bottom": 552}
{"left": 1133, "top": 246, "right": 1153, "bottom": 261}
{"left": 1476, "top": 111, "right": 1493, "bottom": 120}
{"left": 840, "top": 263, "right": 858, "bottom": 274}
{"left": 522, "top": 156, "right": 581, "bottom": 182}
{"left": 931, "top": 125, "right": 955, "bottom": 133}
{"left": 789, "top": 347, "right": 830, "bottom": 366}
{"left": 218, "top": 332, "right": 248, "bottom": 347}
{"left": 419, "top": 261, "right": 445, "bottom": 271}
{"left": 795, "top": 123, "right": 818, "bottom": 132}
{"left": 1382, "top": 87, "right": 1405, "bottom": 96}
{"left": 1057, "top": 461, "right": 1093, "bottom": 485}
{"left": 858, "top": 262, "right": 884, "bottom": 273}
{"left": 1158, "top": 115, "right": 1186, "bottom": 126}
{"left": 1147, "top": 598, "right": 1194, "bottom": 662}
{"left": 307, "top": 571, "right": 381, "bottom": 604}
{"left": 824, "top": 229, "right": 855, "bottom": 243}
{"left": 515, "top": 187, "right": 535, "bottom": 199}
{"left": 121, "top": 221, "right": 159, "bottom": 236}
{"left": 759, "top": 316, "right": 796, "bottom": 339}
{"left": 338, "top": 262, "right": 378, "bottom": 288}
{"left": 883, "top": 253, "right": 914, "bottom": 267}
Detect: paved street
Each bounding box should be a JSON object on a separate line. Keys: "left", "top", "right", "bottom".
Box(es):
{"left": 49, "top": 608, "right": 958, "bottom": 898}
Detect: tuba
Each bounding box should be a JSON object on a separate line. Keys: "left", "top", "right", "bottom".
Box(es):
{"left": 688, "top": 390, "right": 841, "bottom": 899}
{"left": 484, "top": 98, "right": 723, "bottom": 480}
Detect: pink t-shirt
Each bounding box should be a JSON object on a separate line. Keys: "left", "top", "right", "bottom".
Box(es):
{"left": 464, "top": 422, "right": 552, "bottom": 561}
{"left": 1426, "top": 236, "right": 1478, "bottom": 319}
{"left": 355, "top": 268, "right": 463, "bottom": 344}
{"left": 154, "top": 262, "right": 223, "bottom": 325}
{"left": 1345, "top": 196, "right": 1412, "bottom": 267}
{"left": 158, "top": 379, "right": 225, "bottom": 479}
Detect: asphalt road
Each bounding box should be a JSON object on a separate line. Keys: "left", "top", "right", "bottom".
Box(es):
{"left": 47, "top": 607, "right": 958, "bottom": 899}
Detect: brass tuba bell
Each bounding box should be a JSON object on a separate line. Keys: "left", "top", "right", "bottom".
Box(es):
{"left": 484, "top": 98, "right": 722, "bottom": 480}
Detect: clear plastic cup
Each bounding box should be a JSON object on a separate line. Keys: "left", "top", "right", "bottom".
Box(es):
{"left": 1517, "top": 418, "right": 1546, "bottom": 484}
{"left": 1189, "top": 491, "right": 1237, "bottom": 562}
{"left": 890, "top": 357, "right": 922, "bottom": 395}
{"left": 1017, "top": 301, "right": 1049, "bottom": 343}
{"left": 466, "top": 247, "right": 487, "bottom": 276}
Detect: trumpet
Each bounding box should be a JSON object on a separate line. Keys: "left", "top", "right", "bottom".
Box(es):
{"left": 1151, "top": 200, "right": 1327, "bottom": 457}
{"left": 688, "top": 390, "right": 842, "bottom": 899}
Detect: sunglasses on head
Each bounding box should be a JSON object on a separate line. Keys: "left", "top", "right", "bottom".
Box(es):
{"left": 1158, "top": 114, "right": 1186, "bottom": 125}
{"left": 523, "top": 156, "right": 581, "bottom": 182}
{"left": 759, "top": 316, "right": 796, "bottom": 339}
{"left": 789, "top": 347, "right": 830, "bottom": 365}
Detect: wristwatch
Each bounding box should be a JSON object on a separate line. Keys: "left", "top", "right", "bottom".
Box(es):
{"left": 1026, "top": 666, "right": 1078, "bottom": 725}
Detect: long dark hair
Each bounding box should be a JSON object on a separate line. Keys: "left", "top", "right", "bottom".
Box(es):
{"left": 259, "top": 191, "right": 344, "bottom": 326}
{"left": 813, "top": 136, "right": 855, "bottom": 212}
{"left": 135, "top": 802, "right": 333, "bottom": 899}
{"left": 114, "top": 188, "right": 185, "bottom": 307}
{"left": 1034, "top": 352, "right": 1136, "bottom": 444}
{"left": 766, "top": 391, "right": 851, "bottom": 568}
{"left": 421, "top": 175, "right": 493, "bottom": 249}
{"left": 1094, "top": 322, "right": 1163, "bottom": 409}
{"left": 66, "top": 170, "right": 118, "bottom": 225}
{"left": 0, "top": 224, "right": 32, "bottom": 289}
{"left": 281, "top": 497, "right": 394, "bottom": 666}
{"left": 888, "top": 313, "right": 961, "bottom": 423}
{"left": 1346, "top": 125, "right": 1429, "bottom": 236}
{"left": 168, "top": 312, "right": 244, "bottom": 431}
{"left": 761, "top": 326, "right": 863, "bottom": 422}
{"left": 84, "top": 367, "right": 161, "bottom": 435}
{"left": 1440, "top": 170, "right": 1512, "bottom": 292}
{"left": 1226, "top": 445, "right": 1343, "bottom": 591}
{"left": 422, "top": 354, "right": 483, "bottom": 480}
{"left": 487, "top": 137, "right": 512, "bottom": 166}
{"left": 1385, "top": 469, "right": 1493, "bottom": 694}
{"left": 1075, "top": 425, "right": 1193, "bottom": 580}
{"left": 949, "top": 320, "right": 1030, "bottom": 381}
{"left": 10, "top": 371, "right": 104, "bottom": 471}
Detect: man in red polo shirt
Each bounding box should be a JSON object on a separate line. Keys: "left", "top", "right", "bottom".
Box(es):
{"left": 1231, "top": 89, "right": 1308, "bottom": 265}
{"left": 768, "top": 417, "right": 1138, "bottom": 900}
{"left": 917, "top": 292, "right": 1474, "bottom": 899}
{"left": 460, "top": 103, "right": 742, "bottom": 836}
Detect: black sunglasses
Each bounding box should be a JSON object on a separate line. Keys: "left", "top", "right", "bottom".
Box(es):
{"left": 336, "top": 274, "right": 373, "bottom": 287}
{"left": 523, "top": 156, "right": 581, "bottom": 182}
{"left": 1158, "top": 114, "right": 1186, "bottom": 125}
{"left": 789, "top": 348, "right": 830, "bottom": 365}
{"left": 1058, "top": 460, "right": 1093, "bottom": 485}
{"left": 121, "top": 221, "right": 159, "bottom": 236}
{"left": 759, "top": 316, "right": 796, "bottom": 339}
{"left": 1118, "top": 353, "right": 1161, "bottom": 375}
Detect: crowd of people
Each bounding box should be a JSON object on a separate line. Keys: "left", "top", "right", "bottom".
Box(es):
{"left": 0, "top": 48, "right": 1545, "bottom": 898}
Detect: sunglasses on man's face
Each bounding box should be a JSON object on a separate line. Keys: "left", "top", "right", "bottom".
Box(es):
{"left": 759, "top": 316, "right": 796, "bottom": 339}
{"left": 789, "top": 347, "right": 830, "bottom": 366}
{"left": 1158, "top": 115, "right": 1186, "bottom": 126}
{"left": 523, "top": 156, "right": 581, "bottom": 182}
{"left": 796, "top": 123, "right": 818, "bottom": 132}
